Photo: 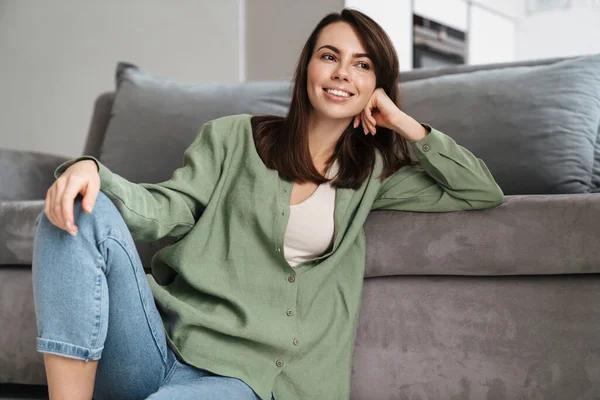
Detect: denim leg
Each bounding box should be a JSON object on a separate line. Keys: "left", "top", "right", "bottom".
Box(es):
{"left": 32, "top": 192, "right": 176, "bottom": 400}
{"left": 147, "top": 357, "right": 261, "bottom": 400}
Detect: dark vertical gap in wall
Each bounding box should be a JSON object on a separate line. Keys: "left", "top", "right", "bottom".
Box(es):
{"left": 410, "top": 0, "right": 415, "bottom": 69}
{"left": 466, "top": 0, "right": 472, "bottom": 64}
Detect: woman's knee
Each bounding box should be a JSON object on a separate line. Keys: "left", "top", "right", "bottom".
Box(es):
{"left": 36, "top": 191, "right": 125, "bottom": 238}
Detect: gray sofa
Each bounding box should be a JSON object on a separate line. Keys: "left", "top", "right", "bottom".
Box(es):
{"left": 2, "top": 54, "right": 600, "bottom": 399}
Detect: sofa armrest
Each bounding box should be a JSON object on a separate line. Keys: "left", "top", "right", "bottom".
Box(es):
{"left": 0, "top": 198, "right": 176, "bottom": 270}
{"left": 0, "top": 200, "right": 44, "bottom": 266}
{"left": 0, "top": 148, "right": 70, "bottom": 201}
{"left": 364, "top": 193, "right": 600, "bottom": 277}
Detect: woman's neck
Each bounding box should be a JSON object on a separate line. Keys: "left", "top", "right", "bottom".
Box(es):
{"left": 307, "top": 114, "right": 352, "bottom": 163}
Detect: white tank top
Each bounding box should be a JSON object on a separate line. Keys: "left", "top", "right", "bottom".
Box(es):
{"left": 283, "top": 160, "right": 338, "bottom": 268}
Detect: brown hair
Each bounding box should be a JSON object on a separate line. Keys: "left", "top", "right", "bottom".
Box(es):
{"left": 251, "top": 8, "right": 418, "bottom": 190}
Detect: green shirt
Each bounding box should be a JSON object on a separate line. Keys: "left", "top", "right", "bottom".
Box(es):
{"left": 55, "top": 114, "right": 503, "bottom": 400}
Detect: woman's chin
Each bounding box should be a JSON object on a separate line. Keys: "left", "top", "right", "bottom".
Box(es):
{"left": 312, "top": 107, "right": 357, "bottom": 123}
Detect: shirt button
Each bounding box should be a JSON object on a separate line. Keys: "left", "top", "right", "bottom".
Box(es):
{"left": 276, "top": 359, "right": 284, "bottom": 368}
{"left": 293, "top": 338, "right": 300, "bottom": 346}
{"left": 288, "top": 275, "right": 295, "bottom": 283}
{"left": 286, "top": 309, "right": 294, "bottom": 316}
{"left": 422, "top": 144, "right": 431, "bottom": 152}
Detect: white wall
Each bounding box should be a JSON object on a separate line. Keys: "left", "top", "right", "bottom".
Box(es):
{"left": 5, "top": 0, "right": 599, "bottom": 157}
{"left": 468, "top": 4, "right": 517, "bottom": 65}
{"left": 0, "top": 0, "right": 241, "bottom": 157}
{"left": 344, "top": 0, "right": 413, "bottom": 71}
{"left": 516, "top": 5, "right": 600, "bottom": 61}
{"left": 471, "top": 0, "right": 523, "bottom": 19}
{"left": 414, "top": 0, "right": 468, "bottom": 31}
{"left": 245, "top": 0, "right": 343, "bottom": 81}
{"left": 349, "top": 0, "right": 521, "bottom": 71}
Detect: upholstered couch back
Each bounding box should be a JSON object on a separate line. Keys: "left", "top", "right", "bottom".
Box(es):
{"left": 84, "top": 55, "right": 600, "bottom": 198}
{"left": 81, "top": 55, "right": 600, "bottom": 271}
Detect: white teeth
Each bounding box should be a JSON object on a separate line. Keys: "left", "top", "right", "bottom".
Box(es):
{"left": 325, "top": 88, "right": 351, "bottom": 98}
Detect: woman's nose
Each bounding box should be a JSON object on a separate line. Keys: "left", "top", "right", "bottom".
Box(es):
{"left": 332, "top": 65, "right": 350, "bottom": 81}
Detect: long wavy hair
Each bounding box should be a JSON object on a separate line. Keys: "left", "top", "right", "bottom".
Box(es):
{"left": 251, "top": 8, "right": 418, "bottom": 190}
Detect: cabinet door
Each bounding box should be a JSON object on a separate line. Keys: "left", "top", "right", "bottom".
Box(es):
{"left": 468, "top": 5, "right": 516, "bottom": 65}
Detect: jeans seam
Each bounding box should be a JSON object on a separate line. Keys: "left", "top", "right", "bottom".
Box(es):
{"left": 97, "top": 234, "right": 167, "bottom": 364}
{"left": 159, "top": 358, "right": 180, "bottom": 388}
{"left": 88, "top": 269, "right": 104, "bottom": 351}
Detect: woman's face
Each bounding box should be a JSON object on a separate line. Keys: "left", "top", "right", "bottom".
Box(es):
{"left": 307, "top": 22, "right": 377, "bottom": 124}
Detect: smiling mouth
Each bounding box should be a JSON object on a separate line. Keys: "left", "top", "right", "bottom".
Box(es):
{"left": 323, "top": 88, "right": 354, "bottom": 98}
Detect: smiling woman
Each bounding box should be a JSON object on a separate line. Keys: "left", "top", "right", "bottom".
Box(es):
{"left": 33, "top": 6, "right": 503, "bottom": 400}
{"left": 252, "top": 9, "right": 424, "bottom": 191}
{"left": 309, "top": 35, "right": 375, "bottom": 112}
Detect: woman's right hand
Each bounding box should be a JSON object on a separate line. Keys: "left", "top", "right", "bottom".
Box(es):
{"left": 44, "top": 160, "right": 101, "bottom": 236}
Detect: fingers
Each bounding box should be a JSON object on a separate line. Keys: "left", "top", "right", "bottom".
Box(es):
{"left": 361, "top": 113, "right": 369, "bottom": 135}
{"left": 43, "top": 160, "right": 101, "bottom": 237}
{"left": 60, "top": 176, "right": 86, "bottom": 236}
{"left": 360, "top": 113, "right": 365, "bottom": 134}
{"left": 354, "top": 108, "right": 378, "bottom": 135}
{"left": 44, "top": 184, "right": 57, "bottom": 227}
{"left": 82, "top": 179, "right": 100, "bottom": 215}
{"left": 45, "top": 179, "right": 72, "bottom": 235}
{"left": 45, "top": 176, "right": 85, "bottom": 236}
{"left": 361, "top": 111, "right": 376, "bottom": 135}
{"left": 355, "top": 109, "right": 378, "bottom": 135}
{"left": 364, "top": 108, "right": 377, "bottom": 134}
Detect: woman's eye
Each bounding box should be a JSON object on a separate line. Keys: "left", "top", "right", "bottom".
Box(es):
{"left": 322, "top": 53, "right": 336, "bottom": 61}
{"left": 357, "top": 62, "right": 370, "bottom": 69}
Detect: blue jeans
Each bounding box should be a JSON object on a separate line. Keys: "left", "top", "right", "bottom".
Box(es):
{"left": 32, "top": 192, "right": 272, "bottom": 400}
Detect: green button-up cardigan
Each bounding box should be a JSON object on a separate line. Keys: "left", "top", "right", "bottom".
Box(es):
{"left": 55, "top": 114, "right": 503, "bottom": 400}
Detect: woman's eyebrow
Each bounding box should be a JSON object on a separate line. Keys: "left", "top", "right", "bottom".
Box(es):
{"left": 317, "top": 45, "right": 371, "bottom": 60}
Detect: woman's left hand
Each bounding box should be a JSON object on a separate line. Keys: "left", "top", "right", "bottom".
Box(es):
{"left": 353, "top": 88, "right": 403, "bottom": 135}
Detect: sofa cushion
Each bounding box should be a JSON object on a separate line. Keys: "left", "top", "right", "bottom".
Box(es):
{"left": 101, "top": 55, "right": 600, "bottom": 195}
{"left": 593, "top": 129, "right": 600, "bottom": 192}
{"left": 401, "top": 53, "right": 600, "bottom": 195}
{"left": 99, "top": 62, "right": 292, "bottom": 184}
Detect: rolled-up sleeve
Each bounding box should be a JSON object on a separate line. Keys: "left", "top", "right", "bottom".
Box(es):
{"left": 371, "top": 125, "right": 504, "bottom": 212}
{"left": 54, "top": 121, "right": 225, "bottom": 241}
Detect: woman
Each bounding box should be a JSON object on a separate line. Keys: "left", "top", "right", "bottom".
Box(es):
{"left": 32, "top": 8, "right": 503, "bottom": 400}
